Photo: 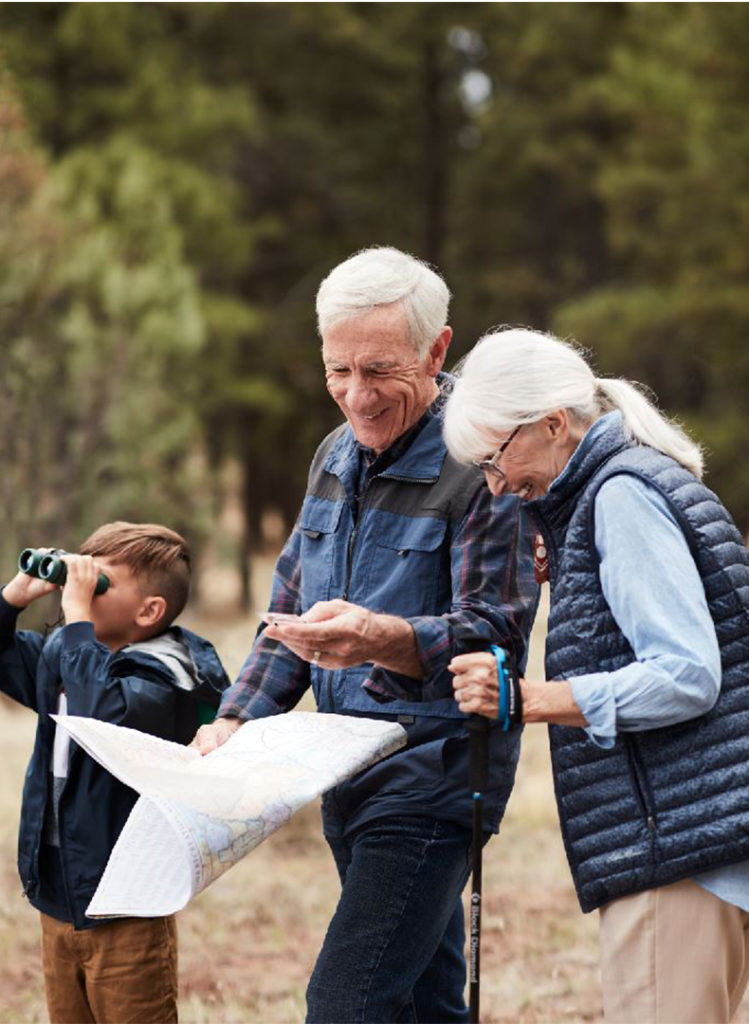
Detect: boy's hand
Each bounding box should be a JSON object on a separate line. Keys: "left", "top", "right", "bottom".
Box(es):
{"left": 2, "top": 567, "right": 58, "bottom": 609}
{"left": 60, "top": 555, "right": 99, "bottom": 624}
{"left": 191, "top": 717, "right": 242, "bottom": 755}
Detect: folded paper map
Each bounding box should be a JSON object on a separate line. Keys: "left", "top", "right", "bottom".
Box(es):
{"left": 52, "top": 712, "right": 406, "bottom": 918}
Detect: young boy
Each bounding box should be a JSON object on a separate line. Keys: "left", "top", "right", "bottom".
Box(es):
{"left": 0, "top": 522, "right": 229, "bottom": 1024}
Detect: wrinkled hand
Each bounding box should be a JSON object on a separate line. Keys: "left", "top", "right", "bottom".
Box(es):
{"left": 190, "top": 717, "right": 242, "bottom": 755}
{"left": 266, "top": 599, "right": 418, "bottom": 672}
{"left": 60, "top": 555, "right": 99, "bottom": 624}
{"left": 448, "top": 651, "right": 500, "bottom": 720}
{"left": 263, "top": 600, "right": 381, "bottom": 669}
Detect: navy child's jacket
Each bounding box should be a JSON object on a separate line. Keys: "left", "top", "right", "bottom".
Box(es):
{"left": 0, "top": 592, "right": 229, "bottom": 928}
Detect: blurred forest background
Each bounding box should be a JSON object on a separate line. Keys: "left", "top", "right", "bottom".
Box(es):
{"left": 2, "top": 2, "right": 749, "bottom": 607}
{"left": 2, "top": 6, "right": 749, "bottom": 1022}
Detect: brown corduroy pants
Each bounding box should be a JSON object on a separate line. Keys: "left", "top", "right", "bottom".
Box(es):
{"left": 40, "top": 912, "right": 178, "bottom": 1024}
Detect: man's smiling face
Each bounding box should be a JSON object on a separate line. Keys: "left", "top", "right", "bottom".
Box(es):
{"left": 322, "top": 304, "right": 447, "bottom": 454}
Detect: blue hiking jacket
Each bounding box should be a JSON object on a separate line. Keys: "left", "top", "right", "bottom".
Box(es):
{"left": 232, "top": 395, "right": 538, "bottom": 836}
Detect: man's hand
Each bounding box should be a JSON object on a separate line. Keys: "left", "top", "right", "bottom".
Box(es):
{"left": 60, "top": 555, "right": 99, "bottom": 624}
{"left": 2, "top": 565, "right": 58, "bottom": 609}
{"left": 263, "top": 599, "right": 423, "bottom": 678}
{"left": 191, "top": 716, "right": 242, "bottom": 755}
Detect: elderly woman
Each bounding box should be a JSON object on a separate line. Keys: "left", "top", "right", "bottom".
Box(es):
{"left": 443, "top": 328, "right": 749, "bottom": 1024}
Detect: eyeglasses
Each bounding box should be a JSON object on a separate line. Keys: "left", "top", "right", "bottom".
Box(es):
{"left": 473, "top": 425, "right": 523, "bottom": 480}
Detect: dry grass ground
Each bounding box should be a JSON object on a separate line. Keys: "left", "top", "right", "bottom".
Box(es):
{"left": 0, "top": 559, "right": 746, "bottom": 1023}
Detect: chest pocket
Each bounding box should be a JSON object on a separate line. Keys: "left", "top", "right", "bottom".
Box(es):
{"left": 298, "top": 497, "right": 344, "bottom": 609}
{"left": 368, "top": 512, "right": 449, "bottom": 618}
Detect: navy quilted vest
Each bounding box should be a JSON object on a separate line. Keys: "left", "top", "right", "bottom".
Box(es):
{"left": 527, "top": 414, "right": 749, "bottom": 912}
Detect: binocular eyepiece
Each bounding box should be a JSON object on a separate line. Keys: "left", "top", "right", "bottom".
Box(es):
{"left": 18, "top": 548, "right": 109, "bottom": 595}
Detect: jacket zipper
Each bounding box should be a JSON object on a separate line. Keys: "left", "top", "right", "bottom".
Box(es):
{"left": 25, "top": 724, "right": 55, "bottom": 900}
{"left": 625, "top": 736, "right": 657, "bottom": 833}
{"left": 331, "top": 482, "right": 370, "bottom": 710}
{"left": 342, "top": 480, "right": 373, "bottom": 601}
{"left": 341, "top": 516, "right": 359, "bottom": 602}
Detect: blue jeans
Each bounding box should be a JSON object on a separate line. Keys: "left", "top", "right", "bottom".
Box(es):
{"left": 306, "top": 816, "right": 473, "bottom": 1023}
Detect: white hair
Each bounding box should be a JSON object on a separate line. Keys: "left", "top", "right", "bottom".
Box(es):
{"left": 315, "top": 246, "right": 451, "bottom": 358}
{"left": 443, "top": 328, "right": 704, "bottom": 478}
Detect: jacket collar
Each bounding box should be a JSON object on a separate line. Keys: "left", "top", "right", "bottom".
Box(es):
{"left": 527, "top": 412, "right": 633, "bottom": 531}
{"left": 322, "top": 373, "right": 452, "bottom": 486}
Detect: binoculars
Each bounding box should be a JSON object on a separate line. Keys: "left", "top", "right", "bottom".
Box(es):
{"left": 18, "top": 548, "right": 109, "bottom": 595}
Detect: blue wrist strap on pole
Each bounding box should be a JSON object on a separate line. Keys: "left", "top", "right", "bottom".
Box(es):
{"left": 490, "top": 644, "right": 509, "bottom": 731}
{"left": 490, "top": 643, "right": 523, "bottom": 731}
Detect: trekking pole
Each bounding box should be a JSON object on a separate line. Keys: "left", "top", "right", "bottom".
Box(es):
{"left": 466, "top": 711, "right": 490, "bottom": 1024}
{"left": 463, "top": 642, "right": 521, "bottom": 1024}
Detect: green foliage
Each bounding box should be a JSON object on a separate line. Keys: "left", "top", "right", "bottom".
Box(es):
{"left": 446, "top": 3, "right": 628, "bottom": 341}
{"left": 2, "top": 0, "right": 748, "bottom": 575}
{"left": 0, "top": 90, "right": 212, "bottom": 580}
{"left": 553, "top": 4, "right": 749, "bottom": 529}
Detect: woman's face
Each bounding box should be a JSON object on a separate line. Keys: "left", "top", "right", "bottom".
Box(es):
{"left": 479, "top": 412, "right": 583, "bottom": 500}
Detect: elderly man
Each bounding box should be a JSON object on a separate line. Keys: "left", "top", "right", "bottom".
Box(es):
{"left": 193, "top": 247, "right": 538, "bottom": 1023}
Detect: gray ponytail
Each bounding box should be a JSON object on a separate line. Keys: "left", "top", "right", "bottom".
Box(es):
{"left": 593, "top": 377, "right": 704, "bottom": 477}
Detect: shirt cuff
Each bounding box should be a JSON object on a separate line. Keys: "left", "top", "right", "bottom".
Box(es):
{"left": 219, "top": 688, "right": 283, "bottom": 722}
{"left": 569, "top": 673, "right": 618, "bottom": 749}
{"left": 362, "top": 617, "right": 453, "bottom": 703}
{"left": 0, "top": 589, "right": 22, "bottom": 627}
{"left": 407, "top": 615, "right": 451, "bottom": 677}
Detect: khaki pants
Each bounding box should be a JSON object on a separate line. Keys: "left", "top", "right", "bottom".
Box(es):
{"left": 599, "top": 878, "right": 749, "bottom": 1023}
{"left": 40, "top": 912, "right": 178, "bottom": 1024}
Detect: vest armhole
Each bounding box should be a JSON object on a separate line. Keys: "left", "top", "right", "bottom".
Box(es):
{"left": 584, "top": 466, "right": 703, "bottom": 569}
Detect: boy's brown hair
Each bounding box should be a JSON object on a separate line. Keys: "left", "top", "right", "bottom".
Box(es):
{"left": 79, "top": 522, "right": 191, "bottom": 629}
